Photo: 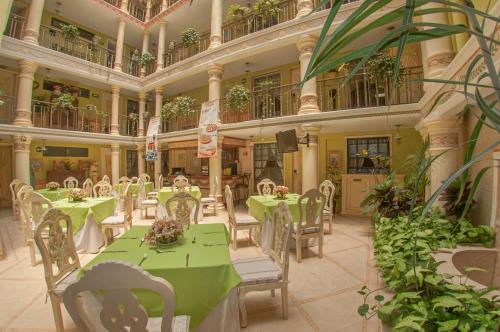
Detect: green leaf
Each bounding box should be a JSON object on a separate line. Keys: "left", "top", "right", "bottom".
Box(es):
{"left": 358, "top": 303, "right": 369, "bottom": 316}
{"left": 432, "top": 296, "right": 463, "bottom": 309}
{"left": 460, "top": 167, "right": 491, "bottom": 219}
{"left": 464, "top": 266, "right": 488, "bottom": 273}
{"left": 375, "top": 295, "right": 385, "bottom": 302}
{"left": 437, "top": 319, "right": 459, "bottom": 331}
{"left": 424, "top": 274, "right": 442, "bottom": 286}
{"left": 396, "top": 291, "right": 422, "bottom": 300}
{"left": 393, "top": 317, "right": 425, "bottom": 331}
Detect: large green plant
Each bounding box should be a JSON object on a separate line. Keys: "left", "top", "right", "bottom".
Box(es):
{"left": 226, "top": 84, "right": 251, "bottom": 112}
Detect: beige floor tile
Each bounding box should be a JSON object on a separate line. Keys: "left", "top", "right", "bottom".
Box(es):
{"left": 327, "top": 246, "right": 369, "bottom": 282}
{"left": 244, "top": 306, "right": 316, "bottom": 332}
{"left": 0, "top": 280, "right": 46, "bottom": 328}
{"left": 322, "top": 232, "right": 365, "bottom": 254}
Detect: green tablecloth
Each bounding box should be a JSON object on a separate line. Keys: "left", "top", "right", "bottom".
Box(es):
{"left": 246, "top": 193, "right": 321, "bottom": 224}
{"left": 82, "top": 223, "right": 241, "bottom": 329}
{"left": 157, "top": 186, "right": 202, "bottom": 206}
{"left": 37, "top": 188, "right": 70, "bottom": 201}
{"left": 51, "top": 197, "right": 116, "bottom": 233}
{"left": 114, "top": 182, "right": 154, "bottom": 195}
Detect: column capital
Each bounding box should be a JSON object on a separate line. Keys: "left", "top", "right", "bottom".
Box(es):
{"left": 208, "top": 63, "right": 224, "bottom": 79}
{"left": 138, "top": 91, "right": 147, "bottom": 100}
{"left": 136, "top": 142, "right": 145, "bottom": 151}
{"left": 301, "top": 124, "right": 321, "bottom": 140}
{"left": 13, "top": 135, "right": 32, "bottom": 151}
{"left": 111, "top": 143, "right": 120, "bottom": 152}
{"left": 418, "top": 118, "right": 462, "bottom": 150}
{"left": 111, "top": 85, "right": 120, "bottom": 94}
{"left": 155, "top": 87, "right": 164, "bottom": 95}
{"left": 18, "top": 60, "right": 38, "bottom": 75}
{"left": 297, "top": 34, "right": 317, "bottom": 54}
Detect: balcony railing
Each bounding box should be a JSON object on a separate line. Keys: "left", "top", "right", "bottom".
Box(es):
{"left": 31, "top": 101, "right": 112, "bottom": 134}
{"left": 317, "top": 66, "right": 424, "bottom": 111}
{"left": 161, "top": 107, "right": 201, "bottom": 133}
{"left": 122, "top": 55, "right": 141, "bottom": 77}
{"left": 38, "top": 25, "right": 116, "bottom": 69}
{"left": 162, "top": 32, "right": 210, "bottom": 68}
{"left": 0, "top": 95, "right": 16, "bottom": 125}
{"left": 222, "top": 0, "right": 298, "bottom": 44}
{"left": 150, "top": 0, "right": 162, "bottom": 18}
{"left": 128, "top": 1, "right": 146, "bottom": 21}
{"left": 4, "top": 14, "right": 25, "bottom": 39}
{"left": 103, "top": 0, "right": 120, "bottom": 6}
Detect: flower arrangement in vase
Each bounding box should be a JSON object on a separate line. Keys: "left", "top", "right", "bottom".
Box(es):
{"left": 68, "top": 188, "right": 86, "bottom": 202}
{"left": 275, "top": 186, "right": 289, "bottom": 200}
{"left": 46, "top": 182, "right": 60, "bottom": 191}
{"left": 145, "top": 219, "right": 184, "bottom": 247}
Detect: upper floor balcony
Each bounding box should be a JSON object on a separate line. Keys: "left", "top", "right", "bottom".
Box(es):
{"left": 102, "top": 0, "right": 182, "bottom": 22}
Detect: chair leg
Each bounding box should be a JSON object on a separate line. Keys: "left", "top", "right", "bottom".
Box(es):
{"left": 49, "top": 294, "right": 64, "bottom": 332}
{"left": 238, "top": 290, "right": 248, "bottom": 328}
{"left": 329, "top": 214, "right": 333, "bottom": 234}
{"left": 319, "top": 234, "right": 324, "bottom": 258}
{"left": 29, "top": 242, "right": 36, "bottom": 266}
{"left": 233, "top": 228, "right": 238, "bottom": 250}
{"left": 271, "top": 289, "right": 275, "bottom": 297}
{"left": 213, "top": 202, "right": 217, "bottom": 216}
{"left": 296, "top": 237, "right": 301, "bottom": 263}
{"left": 102, "top": 227, "right": 109, "bottom": 246}
{"left": 281, "top": 284, "right": 289, "bottom": 320}
{"left": 248, "top": 228, "right": 252, "bottom": 246}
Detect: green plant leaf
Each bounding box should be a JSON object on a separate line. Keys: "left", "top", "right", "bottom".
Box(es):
{"left": 437, "top": 319, "right": 459, "bottom": 331}
{"left": 358, "top": 303, "right": 369, "bottom": 316}
{"left": 432, "top": 296, "right": 463, "bottom": 309}
{"left": 375, "top": 295, "right": 385, "bottom": 302}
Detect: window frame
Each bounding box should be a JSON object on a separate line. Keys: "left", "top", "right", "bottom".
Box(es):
{"left": 345, "top": 135, "right": 392, "bottom": 174}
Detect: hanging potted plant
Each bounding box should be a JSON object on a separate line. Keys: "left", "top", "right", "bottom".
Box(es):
{"left": 254, "top": 0, "right": 281, "bottom": 19}
{"left": 140, "top": 52, "right": 155, "bottom": 68}
{"left": 174, "top": 96, "right": 196, "bottom": 117}
{"left": 61, "top": 24, "right": 79, "bottom": 42}
{"left": 55, "top": 93, "right": 74, "bottom": 109}
{"left": 227, "top": 4, "right": 251, "bottom": 21}
{"left": 366, "top": 52, "right": 405, "bottom": 96}
{"left": 226, "top": 84, "right": 251, "bottom": 112}
{"left": 181, "top": 28, "right": 200, "bottom": 46}
{"left": 161, "top": 101, "right": 177, "bottom": 120}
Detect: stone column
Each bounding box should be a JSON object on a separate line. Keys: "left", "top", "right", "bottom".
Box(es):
{"left": 296, "top": 0, "right": 313, "bottom": 18}
{"left": 111, "top": 143, "right": 120, "bottom": 185}
{"left": 420, "top": 3, "right": 455, "bottom": 89}
{"left": 156, "top": 22, "right": 167, "bottom": 71}
{"left": 137, "top": 143, "right": 145, "bottom": 176}
{"left": 420, "top": 119, "right": 462, "bottom": 197}
{"left": 111, "top": 86, "right": 120, "bottom": 135}
{"left": 154, "top": 87, "right": 163, "bottom": 185}
{"left": 13, "top": 135, "right": 31, "bottom": 185}
{"left": 140, "top": 31, "right": 150, "bottom": 77}
{"left": 208, "top": 64, "right": 223, "bottom": 200}
{"left": 300, "top": 124, "right": 320, "bottom": 193}
{"left": 13, "top": 60, "right": 38, "bottom": 126}
{"left": 162, "top": 0, "right": 168, "bottom": 11}
{"left": 114, "top": 18, "right": 126, "bottom": 71}
{"left": 297, "top": 35, "right": 320, "bottom": 114}
{"left": 138, "top": 92, "right": 146, "bottom": 137}
{"left": 22, "top": 0, "right": 45, "bottom": 44}
{"left": 121, "top": 0, "right": 129, "bottom": 12}
{"left": 209, "top": 0, "right": 223, "bottom": 49}
{"left": 145, "top": 0, "right": 152, "bottom": 21}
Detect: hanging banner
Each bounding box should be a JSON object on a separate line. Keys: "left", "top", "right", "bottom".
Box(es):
{"left": 145, "top": 116, "right": 160, "bottom": 161}
{"left": 198, "top": 100, "right": 219, "bottom": 158}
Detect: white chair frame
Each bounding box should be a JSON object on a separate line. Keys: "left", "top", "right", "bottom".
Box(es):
{"left": 102, "top": 175, "right": 111, "bottom": 184}
{"left": 101, "top": 183, "right": 133, "bottom": 246}
{"left": 225, "top": 185, "right": 260, "bottom": 249}
{"left": 9, "top": 179, "right": 21, "bottom": 216}
{"left": 319, "top": 180, "right": 336, "bottom": 234}
{"left": 138, "top": 178, "right": 158, "bottom": 219}
{"left": 93, "top": 181, "right": 114, "bottom": 197}
{"left": 63, "top": 176, "right": 79, "bottom": 189}
{"left": 257, "top": 178, "right": 277, "bottom": 195}
{"left": 164, "top": 192, "right": 200, "bottom": 227}
{"left": 82, "top": 178, "right": 93, "bottom": 198}
{"left": 201, "top": 176, "right": 218, "bottom": 216}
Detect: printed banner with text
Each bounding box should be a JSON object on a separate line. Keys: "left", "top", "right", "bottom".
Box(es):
{"left": 145, "top": 116, "right": 160, "bottom": 161}
{"left": 198, "top": 101, "right": 219, "bottom": 158}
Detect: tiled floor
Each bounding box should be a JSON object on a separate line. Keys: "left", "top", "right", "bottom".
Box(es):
{"left": 0, "top": 206, "right": 383, "bottom": 332}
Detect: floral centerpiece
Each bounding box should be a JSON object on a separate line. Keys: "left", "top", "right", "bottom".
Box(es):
{"left": 46, "top": 182, "right": 60, "bottom": 191}
{"left": 145, "top": 219, "right": 184, "bottom": 247}
{"left": 275, "top": 185, "right": 289, "bottom": 200}
{"left": 68, "top": 188, "right": 86, "bottom": 202}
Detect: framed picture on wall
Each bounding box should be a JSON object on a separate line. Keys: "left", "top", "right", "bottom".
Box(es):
{"left": 327, "top": 150, "right": 342, "bottom": 168}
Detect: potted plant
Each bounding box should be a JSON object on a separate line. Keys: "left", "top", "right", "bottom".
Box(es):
{"left": 61, "top": 24, "right": 79, "bottom": 42}
{"left": 226, "top": 84, "right": 251, "bottom": 112}
{"left": 366, "top": 52, "right": 404, "bottom": 95}
{"left": 68, "top": 188, "right": 86, "bottom": 202}
{"left": 161, "top": 101, "right": 177, "bottom": 120}
{"left": 139, "top": 52, "right": 155, "bottom": 68}
{"left": 254, "top": 0, "right": 281, "bottom": 18}
{"left": 227, "top": 4, "right": 250, "bottom": 21}
{"left": 181, "top": 28, "right": 200, "bottom": 46}
{"left": 174, "top": 96, "right": 196, "bottom": 117}
{"left": 55, "top": 93, "right": 74, "bottom": 109}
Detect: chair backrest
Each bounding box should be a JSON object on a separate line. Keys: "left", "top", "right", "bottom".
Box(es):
{"left": 93, "top": 181, "right": 113, "bottom": 197}
{"left": 319, "top": 180, "right": 335, "bottom": 212}
{"left": 297, "top": 189, "right": 326, "bottom": 233}
{"left": 9, "top": 179, "right": 21, "bottom": 201}
{"left": 46, "top": 181, "right": 61, "bottom": 188}
{"left": 34, "top": 208, "right": 80, "bottom": 293}
{"left": 24, "top": 192, "right": 53, "bottom": 227}
{"left": 266, "top": 202, "right": 293, "bottom": 282}
{"left": 164, "top": 192, "right": 200, "bottom": 227}
{"left": 14, "top": 181, "right": 28, "bottom": 198}
{"left": 224, "top": 185, "right": 236, "bottom": 227}
{"left": 173, "top": 175, "right": 189, "bottom": 191}
{"left": 130, "top": 176, "right": 139, "bottom": 183}
{"left": 63, "top": 176, "right": 79, "bottom": 189}
{"left": 119, "top": 176, "right": 131, "bottom": 184}
{"left": 123, "top": 184, "right": 133, "bottom": 227}
{"left": 82, "top": 178, "right": 93, "bottom": 198}
{"left": 102, "top": 175, "right": 111, "bottom": 184}
{"left": 140, "top": 173, "right": 151, "bottom": 183}
{"left": 257, "top": 178, "right": 276, "bottom": 195}
{"left": 156, "top": 174, "right": 164, "bottom": 190}
{"left": 63, "top": 261, "right": 176, "bottom": 332}
{"left": 17, "top": 185, "right": 34, "bottom": 225}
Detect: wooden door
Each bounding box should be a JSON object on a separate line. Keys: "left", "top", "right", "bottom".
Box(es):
{"left": 342, "top": 174, "right": 371, "bottom": 215}
{"left": 0, "top": 145, "right": 13, "bottom": 208}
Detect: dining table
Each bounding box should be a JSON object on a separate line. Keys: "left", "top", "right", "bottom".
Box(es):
{"left": 37, "top": 188, "right": 70, "bottom": 201}
{"left": 82, "top": 223, "right": 241, "bottom": 331}
{"left": 156, "top": 186, "right": 203, "bottom": 206}
{"left": 113, "top": 181, "right": 154, "bottom": 195}
{"left": 51, "top": 196, "right": 116, "bottom": 253}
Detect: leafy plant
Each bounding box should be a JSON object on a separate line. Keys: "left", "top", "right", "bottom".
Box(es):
{"left": 55, "top": 93, "right": 74, "bottom": 109}
{"left": 365, "top": 52, "right": 405, "bottom": 88}
{"left": 227, "top": 4, "right": 250, "bottom": 21}
{"left": 61, "top": 24, "right": 79, "bottom": 42}
{"left": 181, "top": 28, "right": 200, "bottom": 46}
{"left": 139, "top": 52, "right": 155, "bottom": 67}
{"left": 439, "top": 179, "right": 475, "bottom": 220}
{"left": 174, "top": 96, "right": 196, "bottom": 116}
{"left": 161, "top": 101, "right": 176, "bottom": 120}
{"left": 226, "top": 84, "right": 251, "bottom": 112}
{"left": 254, "top": 0, "right": 281, "bottom": 18}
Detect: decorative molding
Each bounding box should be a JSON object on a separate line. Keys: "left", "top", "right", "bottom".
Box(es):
{"left": 430, "top": 133, "right": 459, "bottom": 149}
{"left": 427, "top": 53, "right": 455, "bottom": 69}
{"left": 13, "top": 134, "right": 32, "bottom": 151}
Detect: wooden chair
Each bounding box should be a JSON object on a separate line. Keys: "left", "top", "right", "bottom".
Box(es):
{"left": 138, "top": 178, "right": 158, "bottom": 219}
{"left": 173, "top": 175, "right": 189, "bottom": 191}
{"left": 20, "top": 191, "right": 53, "bottom": 266}
{"left": 93, "top": 181, "right": 114, "bottom": 197}
{"left": 102, "top": 174, "right": 111, "bottom": 184}
{"left": 200, "top": 176, "right": 218, "bottom": 216}
{"left": 292, "top": 189, "right": 326, "bottom": 263}
{"left": 17, "top": 185, "right": 34, "bottom": 245}
{"left": 164, "top": 192, "right": 200, "bottom": 227}
{"left": 63, "top": 261, "right": 190, "bottom": 332}
{"left": 225, "top": 185, "right": 260, "bottom": 249}
{"left": 147, "top": 174, "right": 162, "bottom": 199}
{"left": 63, "top": 176, "right": 79, "bottom": 189}
{"left": 257, "top": 178, "right": 277, "bottom": 195}
{"left": 9, "top": 178, "right": 21, "bottom": 216}
{"left": 101, "top": 183, "right": 133, "bottom": 246}
{"left": 319, "top": 180, "right": 335, "bottom": 234}
{"left": 82, "top": 178, "right": 93, "bottom": 198}
{"left": 34, "top": 208, "right": 81, "bottom": 332}
{"left": 233, "top": 202, "right": 293, "bottom": 327}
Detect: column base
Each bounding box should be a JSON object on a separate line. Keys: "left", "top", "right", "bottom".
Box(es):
{"left": 13, "top": 112, "right": 33, "bottom": 127}
{"left": 114, "top": 63, "right": 122, "bottom": 72}
{"left": 22, "top": 30, "right": 39, "bottom": 45}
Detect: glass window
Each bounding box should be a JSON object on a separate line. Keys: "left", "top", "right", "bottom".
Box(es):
{"left": 347, "top": 137, "right": 390, "bottom": 174}
{"left": 126, "top": 150, "right": 138, "bottom": 177}
{"left": 253, "top": 143, "right": 283, "bottom": 190}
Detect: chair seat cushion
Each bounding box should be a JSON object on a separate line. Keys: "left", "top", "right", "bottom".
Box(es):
{"left": 54, "top": 269, "right": 80, "bottom": 296}
{"left": 142, "top": 199, "right": 158, "bottom": 205}
{"left": 200, "top": 197, "right": 216, "bottom": 203}
{"left": 101, "top": 215, "right": 125, "bottom": 225}
{"left": 235, "top": 215, "right": 260, "bottom": 226}
{"left": 148, "top": 315, "right": 191, "bottom": 332}
{"left": 233, "top": 256, "right": 282, "bottom": 285}
{"left": 293, "top": 224, "right": 320, "bottom": 234}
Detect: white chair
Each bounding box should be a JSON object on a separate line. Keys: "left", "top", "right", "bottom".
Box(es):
{"left": 138, "top": 178, "right": 158, "bottom": 219}
{"left": 233, "top": 202, "right": 293, "bottom": 327}
{"left": 200, "top": 176, "right": 218, "bottom": 216}
{"left": 63, "top": 261, "right": 190, "bottom": 332}
{"left": 164, "top": 192, "right": 200, "bottom": 227}
{"left": 119, "top": 176, "right": 131, "bottom": 184}
{"left": 173, "top": 175, "right": 189, "bottom": 191}
{"left": 9, "top": 178, "right": 21, "bottom": 216}
{"left": 93, "top": 181, "right": 114, "bottom": 197}
{"left": 101, "top": 183, "right": 133, "bottom": 246}
{"left": 257, "top": 178, "right": 277, "bottom": 195}
{"left": 82, "top": 178, "right": 93, "bottom": 198}
{"left": 293, "top": 189, "right": 326, "bottom": 263}
{"left": 17, "top": 185, "right": 34, "bottom": 245}
{"left": 147, "top": 174, "right": 162, "bottom": 199}
{"left": 140, "top": 173, "right": 151, "bottom": 183}
{"left": 102, "top": 175, "right": 111, "bottom": 184}
{"left": 225, "top": 185, "right": 260, "bottom": 250}
{"left": 319, "top": 180, "right": 336, "bottom": 234}
{"left": 34, "top": 208, "right": 81, "bottom": 332}
{"left": 63, "top": 176, "right": 79, "bottom": 189}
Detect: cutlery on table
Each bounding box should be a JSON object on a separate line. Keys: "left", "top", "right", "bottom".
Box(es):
{"left": 139, "top": 253, "right": 148, "bottom": 266}
{"left": 202, "top": 231, "right": 225, "bottom": 234}
{"left": 155, "top": 249, "right": 175, "bottom": 254}
{"left": 139, "top": 238, "right": 145, "bottom": 247}
{"left": 102, "top": 250, "right": 128, "bottom": 253}
{"left": 185, "top": 253, "right": 190, "bottom": 267}
{"left": 203, "top": 243, "right": 227, "bottom": 247}
{"left": 118, "top": 237, "right": 138, "bottom": 240}
{"left": 192, "top": 236, "right": 196, "bottom": 244}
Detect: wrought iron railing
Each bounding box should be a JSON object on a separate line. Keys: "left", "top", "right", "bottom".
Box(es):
{"left": 4, "top": 14, "right": 25, "bottom": 39}
{"left": 128, "top": 1, "right": 146, "bottom": 21}
{"left": 150, "top": 0, "right": 162, "bottom": 18}
{"left": 38, "top": 25, "right": 116, "bottom": 69}
{"left": 103, "top": 0, "right": 121, "bottom": 7}
{"left": 162, "top": 32, "right": 210, "bottom": 67}
{"left": 122, "top": 55, "right": 141, "bottom": 77}
{"left": 221, "top": 0, "right": 298, "bottom": 44}
{"left": 160, "top": 106, "right": 201, "bottom": 133}
{"left": 0, "top": 95, "right": 16, "bottom": 125}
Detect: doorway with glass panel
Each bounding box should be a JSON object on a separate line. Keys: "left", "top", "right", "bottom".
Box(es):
{"left": 252, "top": 73, "right": 281, "bottom": 119}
